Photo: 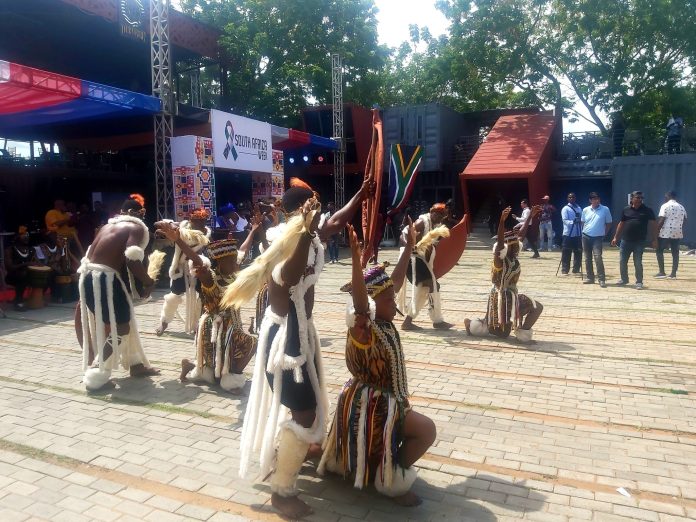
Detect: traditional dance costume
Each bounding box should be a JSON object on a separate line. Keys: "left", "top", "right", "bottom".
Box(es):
{"left": 160, "top": 219, "right": 210, "bottom": 334}
{"left": 399, "top": 224, "right": 450, "bottom": 325}
{"left": 78, "top": 215, "right": 152, "bottom": 390}
{"left": 319, "top": 267, "right": 417, "bottom": 497}
{"left": 188, "top": 240, "right": 257, "bottom": 391}
{"left": 238, "top": 222, "right": 329, "bottom": 499}
{"left": 468, "top": 239, "right": 536, "bottom": 343}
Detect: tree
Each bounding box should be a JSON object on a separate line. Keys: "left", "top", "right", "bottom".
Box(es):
{"left": 437, "top": 0, "right": 696, "bottom": 132}
{"left": 179, "top": 0, "right": 389, "bottom": 127}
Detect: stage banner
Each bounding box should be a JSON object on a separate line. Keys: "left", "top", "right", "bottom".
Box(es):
{"left": 271, "top": 150, "right": 284, "bottom": 200}
{"left": 251, "top": 173, "right": 271, "bottom": 203}
{"left": 171, "top": 136, "right": 217, "bottom": 223}
{"left": 211, "top": 109, "right": 272, "bottom": 173}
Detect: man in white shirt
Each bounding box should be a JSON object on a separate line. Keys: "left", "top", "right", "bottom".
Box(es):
{"left": 655, "top": 191, "right": 687, "bottom": 279}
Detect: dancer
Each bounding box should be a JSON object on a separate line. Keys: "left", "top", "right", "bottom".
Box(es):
{"left": 464, "top": 206, "right": 544, "bottom": 343}
{"left": 222, "top": 176, "right": 373, "bottom": 519}
{"left": 157, "top": 221, "right": 259, "bottom": 392}
{"left": 156, "top": 208, "right": 211, "bottom": 336}
{"left": 77, "top": 194, "right": 159, "bottom": 391}
{"left": 318, "top": 222, "right": 436, "bottom": 506}
{"left": 400, "top": 203, "right": 453, "bottom": 330}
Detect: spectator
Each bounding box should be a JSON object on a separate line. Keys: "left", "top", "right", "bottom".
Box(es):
{"left": 323, "top": 202, "right": 339, "bottom": 263}
{"left": 611, "top": 191, "right": 657, "bottom": 289}
{"left": 513, "top": 199, "right": 539, "bottom": 258}
{"left": 560, "top": 193, "right": 582, "bottom": 275}
{"left": 655, "top": 191, "right": 687, "bottom": 279}
{"left": 611, "top": 111, "right": 625, "bottom": 157}
{"left": 215, "top": 203, "right": 238, "bottom": 230}
{"left": 235, "top": 203, "right": 251, "bottom": 232}
{"left": 93, "top": 200, "right": 109, "bottom": 226}
{"left": 581, "top": 192, "right": 612, "bottom": 287}
{"left": 539, "top": 195, "right": 556, "bottom": 251}
{"left": 666, "top": 115, "right": 683, "bottom": 154}
{"left": 45, "top": 199, "right": 85, "bottom": 257}
{"left": 4, "top": 225, "right": 35, "bottom": 310}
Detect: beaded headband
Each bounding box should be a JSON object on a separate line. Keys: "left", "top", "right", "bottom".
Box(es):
{"left": 208, "top": 239, "right": 237, "bottom": 260}
{"left": 340, "top": 263, "right": 394, "bottom": 298}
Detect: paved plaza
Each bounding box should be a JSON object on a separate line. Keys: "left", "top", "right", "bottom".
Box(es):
{"left": 1, "top": 230, "right": 695, "bottom": 522}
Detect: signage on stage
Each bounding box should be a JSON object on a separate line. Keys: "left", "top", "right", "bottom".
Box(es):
{"left": 211, "top": 109, "right": 273, "bottom": 173}
{"left": 119, "top": 0, "right": 147, "bottom": 42}
{"left": 171, "top": 136, "right": 217, "bottom": 223}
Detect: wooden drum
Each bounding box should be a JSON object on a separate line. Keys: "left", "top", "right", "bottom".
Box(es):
{"left": 26, "top": 265, "right": 52, "bottom": 309}
{"left": 54, "top": 274, "right": 78, "bottom": 303}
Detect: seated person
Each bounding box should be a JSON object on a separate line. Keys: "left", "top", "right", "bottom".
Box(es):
{"left": 4, "top": 226, "right": 36, "bottom": 310}
{"left": 45, "top": 199, "right": 84, "bottom": 257}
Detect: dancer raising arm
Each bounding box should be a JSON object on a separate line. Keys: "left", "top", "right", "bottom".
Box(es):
{"left": 319, "top": 220, "right": 436, "bottom": 507}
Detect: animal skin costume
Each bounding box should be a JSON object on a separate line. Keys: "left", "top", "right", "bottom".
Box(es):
{"left": 188, "top": 240, "right": 257, "bottom": 391}
{"left": 319, "top": 265, "right": 417, "bottom": 497}
{"left": 78, "top": 215, "right": 152, "bottom": 390}
{"left": 160, "top": 219, "right": 211, "bottom": 334}
{"left": 237, "top": 219, "right": 329, "bottom": 500}
{"left": 468, "top": 234, "right": 536, "bottom": 343}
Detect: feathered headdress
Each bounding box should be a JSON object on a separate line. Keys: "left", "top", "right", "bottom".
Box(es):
{"left": 282, "top": 178, "right": 318, "bottom": 213}
{"left": 190, "top": 208, "right": 212, "bottom": 221}
{"left": 129, "top": 193, "right": 145, "bottom": 208}
{"left": 430, "top": 202, "right": 447, "bottom": 214}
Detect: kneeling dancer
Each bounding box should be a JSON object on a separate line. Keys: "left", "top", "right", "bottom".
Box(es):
{"left": 319, "top": 223, "right": 436, "bottom": 506}
{"left": 222, "top": 177, "right": 373, "bottom": 519}
{"left": 77, "top": 194, "right": 159, "bottom": 391}
{"left": 159, "top": 222, "right": 258, "bottom": 392}
{"left": 464, "top": 206, "right": 544, "bottom": 342}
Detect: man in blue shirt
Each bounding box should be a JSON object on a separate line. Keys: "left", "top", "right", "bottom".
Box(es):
{"left": 581, "top": 192, "right": 613, "bottom": 288}
{"left": 560, "top": 193, "right": 582, "bottom": 275}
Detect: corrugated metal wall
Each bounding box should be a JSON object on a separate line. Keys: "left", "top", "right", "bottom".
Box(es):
{"left": 611, "top": 154, "right": 696, "bottom": 245}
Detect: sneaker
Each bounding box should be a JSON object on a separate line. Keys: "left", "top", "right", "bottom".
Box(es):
{"left": 561, "top": 271, "right": 569, "bottom": 276}
{"left": 654, "top": 273, "right": 667, "bottom": 279}
{"left": 531, "top": 253, "right": 540, "bottom": 259}
{"left": 669, "top": 274, "right": 677, "bottom": 279}
{"left": 635, "top": 282, "right": 644, "bottom": 289}
{"left": 583, "top": 279, "right": 595, "bottom": 285}
{"left": 599, "top": 280, "right": 606, "bottom": 288}
{"left": 616, "top": 280, "right": 628, "bottom": 286}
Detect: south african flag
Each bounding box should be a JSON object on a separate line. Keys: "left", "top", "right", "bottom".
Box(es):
{"left": 387, "top": 144, "right": 423, "bottom": 215}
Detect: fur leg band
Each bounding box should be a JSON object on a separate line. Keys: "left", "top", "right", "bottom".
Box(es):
{"left": 220, "top": 372, "right": 246, "bottom": 391}
{"left": 270, "top": 427, "right": 310, "bottom": 497}
{"left": 190, "top": 365, "right": 215, "bottom": 383}
{"left": 374, "top": 463, "right": 417, "bottom": 497}
{"left": 514, "top": 328, "right": 533, "bottom": 343}
{"left": 84, "top": 368, "right": 112, "bottom": 391}
{"left": 124, "top": 246, "right": 145, "bottom": 262}
{"left": 160, "top": 292, "right": 183, "bottom": 323}
{"left": 469, "top": 318, "right": 488, "bottom": 336}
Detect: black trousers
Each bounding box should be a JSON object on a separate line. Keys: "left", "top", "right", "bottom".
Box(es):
{"left": 656, "top": 238, "right": 680, "bottom": 276}
{"left": 561, "top": 236, "right": 582, "bottom": 273}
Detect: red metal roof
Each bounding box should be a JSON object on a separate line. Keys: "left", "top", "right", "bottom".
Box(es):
{"left": 462, "top": 113, "right": 556, "bottom": 178}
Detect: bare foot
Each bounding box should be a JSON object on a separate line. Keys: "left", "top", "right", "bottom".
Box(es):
{"left": 180, "top": 359, "right": 195, "bottom": 382}
{"left": 392, "top": 490, "right": 422, "bottom": 507}
{"left": 271, "top": 493, "right": 313, "bottom": 519}
{"left": 155, "top": 322, "right": 168, "bottom": 336}
{"left": 305, "top": 443, "right": 322, "bottom": 460}
{"left": 401, "top": 317, "right": 422, "bottom": 331}
{"left": 463, "top": 318, "right": 471, "bottom": 335}
{"left": 130, "top": 364, "right": 161, "bottom": 377}
{"left": 433, "top": 321, "right": 454, "bottom": 330}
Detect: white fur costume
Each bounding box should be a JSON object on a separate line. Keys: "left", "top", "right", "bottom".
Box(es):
{"left": 78, "top": 215, "right": 151, "bottom": 390}
{"left": 238, "top": 226, "right": 329, "bottom": 498}
{"left": 160, "top": 220, "right": 210, "bottom": 334}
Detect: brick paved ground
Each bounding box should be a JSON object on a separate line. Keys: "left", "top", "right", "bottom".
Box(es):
{"left": 0, "top": 229, "right": 695, "bottom": 521}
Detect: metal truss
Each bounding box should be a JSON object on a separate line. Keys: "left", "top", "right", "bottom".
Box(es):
{"left": 150, "top": 0, "right": 174, "bottom": 220}
{"left": 190, "top": 67, "right": 201, "bottom": 108}
{"left": 332, "top": 53, "right": 345, "bottom": 210}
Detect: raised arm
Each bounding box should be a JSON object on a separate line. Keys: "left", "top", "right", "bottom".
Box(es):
{"left": 159, "top": 222, "right": 214, "bottom": 287}
{"left": 238, "top": 213, "right": 262, "bottom": 257}
{"left": 347, "top": 225, "right": 371, "bottom": 345}
{"left": 391, "top": 217, "right": 415, "bottom": 294}
{"left": 318, "top": 175, "right": 374, "bottom": 241}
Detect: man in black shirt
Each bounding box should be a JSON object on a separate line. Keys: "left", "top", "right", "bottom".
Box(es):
{"left": 611, "top": 191, "right": 657, "bottom": 289}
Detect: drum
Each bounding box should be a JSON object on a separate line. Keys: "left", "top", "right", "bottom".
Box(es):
{"left": 54, "top": 274, "right": 78, "bottom": 303}
{"left": 26, "top": 266, "right": 52, "bottom": 309}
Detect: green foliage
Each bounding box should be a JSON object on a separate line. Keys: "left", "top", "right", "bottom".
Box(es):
{"left": 437, "top": 0, "right": 696, "bottom": 131}
{"left": 179, "top": 0, "right": 389, "bottom": 127}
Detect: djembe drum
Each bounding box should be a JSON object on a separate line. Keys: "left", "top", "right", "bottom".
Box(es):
{"left": 54, "top": 274, "right": 78, "bottom": 303}
{"left": 26, "top": 265, "right": 52, "bottom": 309}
